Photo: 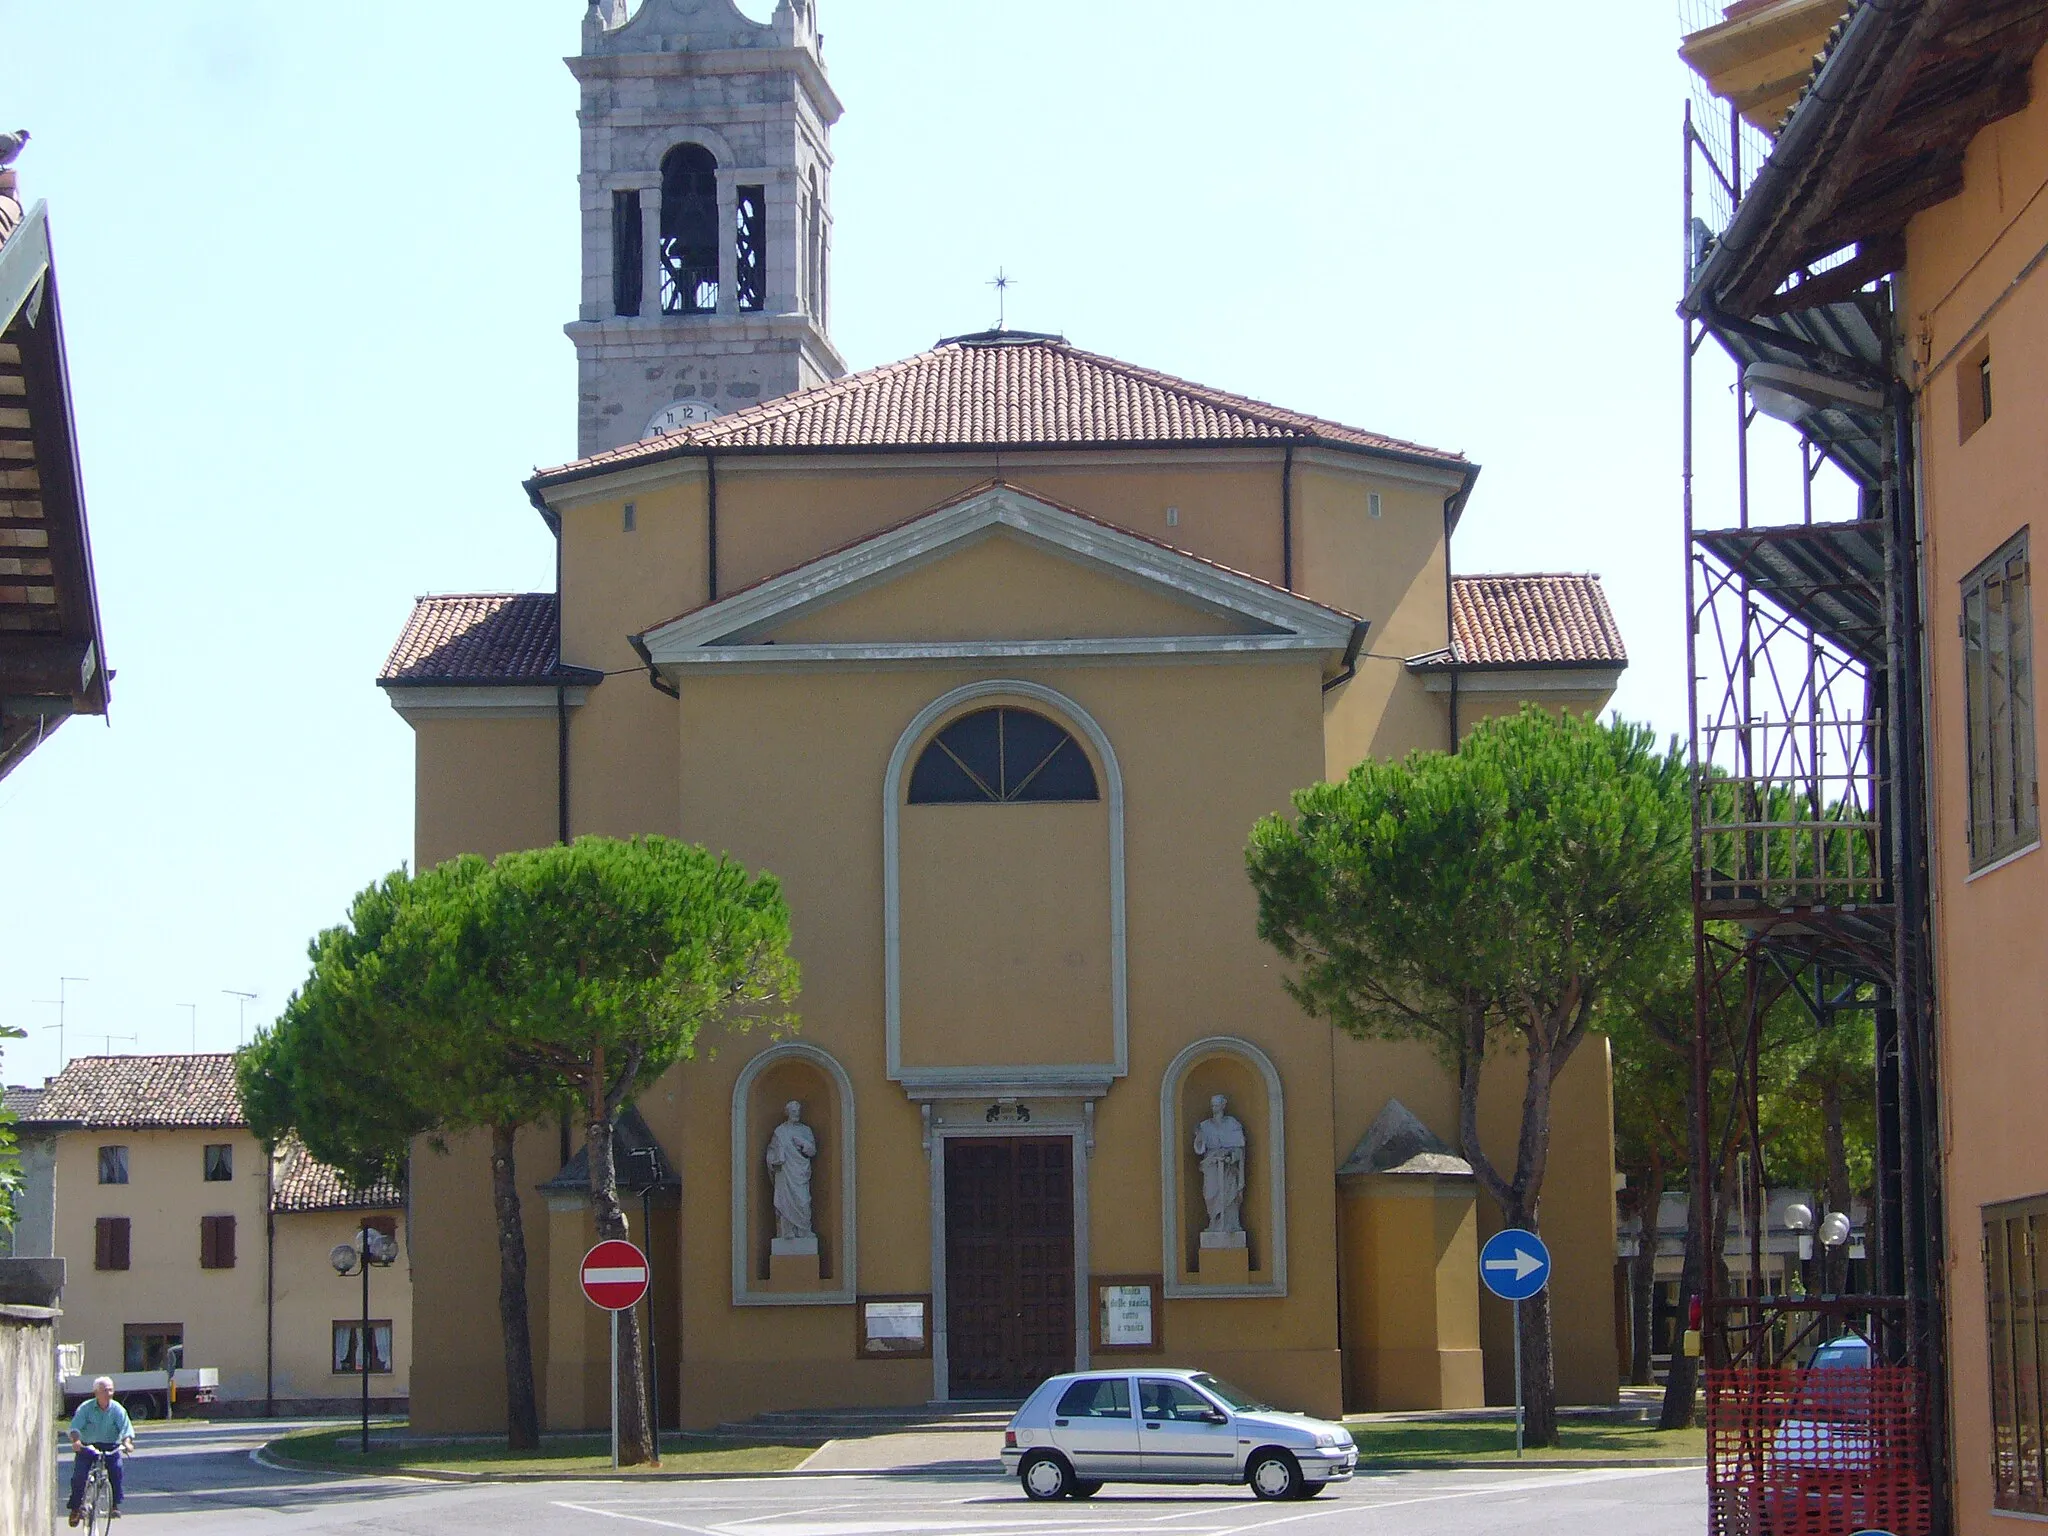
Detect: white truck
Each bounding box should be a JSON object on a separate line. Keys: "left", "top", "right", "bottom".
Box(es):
{"left": 61, "top": 1368, "right": 218, "bottom": 1420}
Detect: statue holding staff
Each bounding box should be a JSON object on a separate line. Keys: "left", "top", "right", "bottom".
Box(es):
{"left": 765, "top": 1100, "right": 817, "bottom": 1241}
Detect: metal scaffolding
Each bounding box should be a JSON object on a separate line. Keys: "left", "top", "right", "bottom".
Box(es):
{"left": 1681, "top": 92, "right": 1945, "bottom": 1532}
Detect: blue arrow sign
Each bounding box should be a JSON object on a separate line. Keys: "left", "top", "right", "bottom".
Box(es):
{"left": 1479, "top": 1227, "right": 1551, "bottom": 1302}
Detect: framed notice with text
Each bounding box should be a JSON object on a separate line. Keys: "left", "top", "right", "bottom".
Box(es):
{"left": 855, "top": 1294, "right": 932, "bottom": 1359}
{"left": 1092, "top": 1273, "right": 1164, "bottom": 1353}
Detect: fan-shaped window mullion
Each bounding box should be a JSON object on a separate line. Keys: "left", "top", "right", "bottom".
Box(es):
{"left": 906, "top": 707, "right": 1100, "bottom": 805}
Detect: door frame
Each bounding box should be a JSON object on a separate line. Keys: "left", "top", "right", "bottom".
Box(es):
{"left": 930, "top": 1121, "right": 1091, "bottom": 1402}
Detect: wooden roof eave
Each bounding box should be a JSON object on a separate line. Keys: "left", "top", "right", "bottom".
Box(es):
{"left": 1693, "top": 0, "right": 2048, "bottom": 319}
{"left": 0, "top": 201, "right": 109, "bottom": 733}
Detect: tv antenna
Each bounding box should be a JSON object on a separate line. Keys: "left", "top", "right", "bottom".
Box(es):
{"left": 223, "top": 989, "right": 258, "bottom": 1047}
{"left": 179, "top": 1003, "right": 198, "bottom": 1052}
{"left": 37, "top": 976, "right": 88, "bottom": 1067}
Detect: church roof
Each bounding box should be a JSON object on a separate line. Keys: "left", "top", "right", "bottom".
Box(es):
{"left": 1408, "top": 574, "right": 1627, "bottom": 671}
{"left": 378, "top": 592, "right": 599, "bottom": 689}
{"left": 531, "top": 332, "right": 1469, "bottom": 488}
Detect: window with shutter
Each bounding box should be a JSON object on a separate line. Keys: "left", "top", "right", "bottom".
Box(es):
{"left": 97, "top": 1146, "right": 129, "bottom": 1185}
{"left": 203, "top": 1144, "right": 233, "bottom": 1182}
{"left": 200, "top": 1214, "right": 237, "bottom": 1270}
{"left": 95, "top": 1217, "right": 130, "bottom": 1271}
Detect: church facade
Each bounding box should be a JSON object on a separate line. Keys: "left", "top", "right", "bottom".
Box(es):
{"left": 380, "top": 0, "right": 1628, "bottom": 1431}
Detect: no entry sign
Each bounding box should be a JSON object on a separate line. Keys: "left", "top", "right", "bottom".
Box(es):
{"left": 581, "top": 1239, "right": 650, "bottom": 1311}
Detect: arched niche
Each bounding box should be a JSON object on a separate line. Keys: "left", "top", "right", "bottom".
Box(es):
{"left": 883, "top": 679, "right": 1128, "bottom": 1093}
{"left": 730, "top": 1042, "right": 856, "bottom": 1306}
{"left": 1159, "top": 1036, "right": 1288, "bottom": 1298}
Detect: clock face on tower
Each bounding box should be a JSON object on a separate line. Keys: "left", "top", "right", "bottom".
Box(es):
{"left": 644, "top": 398, "right": 720, "bottom": 437}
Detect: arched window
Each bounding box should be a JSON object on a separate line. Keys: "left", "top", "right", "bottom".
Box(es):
{"left": 907, "top": 707, "right": 1099, "bottom": 804}
{"left": 660, "top": 144, "right": 720, "bottom": 314}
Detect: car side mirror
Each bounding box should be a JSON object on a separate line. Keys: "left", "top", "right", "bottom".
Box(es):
{"left": 1203, "top": 1409, "right": 1228, "bottom": 1425}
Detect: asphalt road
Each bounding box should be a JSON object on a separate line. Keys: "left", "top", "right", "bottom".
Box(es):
{"left": 86, "top": 1419, "right": 1709, "bottom": 1535}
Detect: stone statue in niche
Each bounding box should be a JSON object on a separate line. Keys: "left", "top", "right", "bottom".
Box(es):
{"left": 1193, "top": 1093, "right": 1248, "bottom": 1248}
{"left": 765, "top": 1100, "right": 818, "bottom": 1254}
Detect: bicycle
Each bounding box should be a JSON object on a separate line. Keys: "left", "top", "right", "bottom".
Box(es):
{"left": 76, "top": 1444, "right": 121, "bottom": 1534}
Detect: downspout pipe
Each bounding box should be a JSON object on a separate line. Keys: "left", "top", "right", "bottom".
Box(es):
{"left": 1281, "top": 445, "right": 1295, "bottom": 590}
{"left": 705, "top": 450, "right": 719, "bottom": 602}
{"left": 1444, "top": 490, "right": 1461, "bottom": 750}
{"left": 1322, "top": 621, "right": 1369, "bottom": 694}
{"left": 264, "top": 1150, "right": 275, "bottom": 1417}
{"left": 555, "top": 523, "right": 570, "bottom": 846}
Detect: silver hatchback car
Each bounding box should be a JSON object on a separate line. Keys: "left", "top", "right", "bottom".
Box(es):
{"left": 1001, "top": 1367, "right": 1357, "bottom": 1500}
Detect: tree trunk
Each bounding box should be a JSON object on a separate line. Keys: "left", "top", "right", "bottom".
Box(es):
{"left": 587, "top": 1077, "right": 656, "bottom": 1466}
{"left": 1455, "top": 1000, "right": 1569, "bottom": 1451}
{"left": 1506, "top": 1195, "right": 1560, "bottom": 1447}
{"left": 1658, "top": 1209, "right": 1701, "bottom": 1430}
{"left": 489, "top": 1121, "right": 541, "bottom": 1451}
{"left": 1630, "top": 1167, "right": 1666, "bottom": 1387}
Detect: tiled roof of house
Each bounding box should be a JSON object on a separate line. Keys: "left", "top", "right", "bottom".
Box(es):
{"left": 379, "top": 592, "right": 587, "bottom": 687}
{"left": 271, "top": 1137, "right": 404, "bottom": 1213}
{"left": 534, "top": 332, "right": 1469, "bottom": 483}
{"left": 1415, "top": 574, "right": 1627, "bottom": 668}
{"left": 24, "top": 1054, "right": 243, "bottom": 1129}
{"left": 3, "top": 1083, "right": 45, "bottom": 1118}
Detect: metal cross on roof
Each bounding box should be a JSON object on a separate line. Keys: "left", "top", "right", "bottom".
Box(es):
{"left": 988, "top": 268, "right": 1016, "bottom": 331}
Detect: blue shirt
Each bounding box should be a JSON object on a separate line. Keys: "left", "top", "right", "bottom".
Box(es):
{"left": 71, "top": 1398, "right": 133, "bottom": 1446}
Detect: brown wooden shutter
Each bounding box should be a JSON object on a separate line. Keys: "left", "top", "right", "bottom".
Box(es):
{"left": 200, "top": 1215, "right": 237, "bottom": 1270}
{"left": 96, "top": 1217, "right": 131, "bottom": 1271}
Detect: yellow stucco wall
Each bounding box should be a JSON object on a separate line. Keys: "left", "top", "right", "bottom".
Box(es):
{"left": 46, "top": 1128, "right": 411, "bottom": 1405}
{"left": 1900, "top": 43, "right": 2048, "bottom": 1536}
{"left": 398, "top": 443, "right": 1621, "bottom": 1432}
{"left": 1338, "top": 1174, "right": 1483, "bottom": 1410}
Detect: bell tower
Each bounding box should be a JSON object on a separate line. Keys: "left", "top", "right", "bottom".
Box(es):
{"left": 568, "top": 0, "right": 846, "bottom": 457}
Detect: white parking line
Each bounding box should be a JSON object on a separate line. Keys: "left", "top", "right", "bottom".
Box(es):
{"left": 551, "top": 1503, "right": 723, "bottom": 1534}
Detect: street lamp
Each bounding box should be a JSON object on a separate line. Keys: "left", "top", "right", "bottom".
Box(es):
{"left": 331, "top": 1225, "right": 399, "bottom": 1455}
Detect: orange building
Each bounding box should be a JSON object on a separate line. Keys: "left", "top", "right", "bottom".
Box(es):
{"left": 1684, "top": 3, "right": 2046, "bottom": 1530}
{"left": 382, "top": 333, "right": 1634, "bottom": 1431}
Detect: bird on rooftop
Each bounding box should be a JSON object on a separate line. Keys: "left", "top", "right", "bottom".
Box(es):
{"left": 0, "top": 130, "right": 29, "bottom": 167}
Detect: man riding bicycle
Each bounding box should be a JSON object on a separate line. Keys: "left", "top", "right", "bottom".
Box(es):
{"left": 68, "top": 1376, "right": 134, "bottom": 1525}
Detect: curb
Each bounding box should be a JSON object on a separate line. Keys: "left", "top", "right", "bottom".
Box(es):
{"left": 1357, "top": 1457, "right": 1706, "bottom": 1472}
{"left": 256, "top": 1439, "right": 1704, "bottom": 1484}
{"left": 256, "top": 1443, "right": 1000, "bottom": 1484}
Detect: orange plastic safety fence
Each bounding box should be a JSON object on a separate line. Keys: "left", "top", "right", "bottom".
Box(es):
{"left": 1705, "top": 1366, "right": 1932, "bottom": 1536}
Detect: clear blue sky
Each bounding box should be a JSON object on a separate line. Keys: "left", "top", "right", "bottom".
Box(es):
{"left": 2, "top": 0, "right": 1710, "bottom": 1082}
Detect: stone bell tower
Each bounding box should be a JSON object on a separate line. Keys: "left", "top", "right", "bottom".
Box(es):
{"left": 568, "top": 0, "right": 846, "bottom": 457}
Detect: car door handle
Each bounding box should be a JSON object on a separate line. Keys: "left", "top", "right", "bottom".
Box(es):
{"left": 1054, "top": 1419, "right": 1069, "bottom": 1427}
{"left": 1145, "top": 1421, "right": 1161, "bottom": 1429}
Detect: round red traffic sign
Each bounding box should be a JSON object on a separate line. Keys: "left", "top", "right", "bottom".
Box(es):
{"left": 580, "top": 1239, "right": 650, "bottom": 1311}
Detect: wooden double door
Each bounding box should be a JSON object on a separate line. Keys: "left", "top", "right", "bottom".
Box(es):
{"left": 945, "top": 1137, "right": 1075, "bottom": 1399}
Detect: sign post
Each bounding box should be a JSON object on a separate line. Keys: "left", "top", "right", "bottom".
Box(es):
{"left": 581, "top": 1239, "right": 652, "bottom": 1472}
{"left": 1478, "top": 1227, "right": 1552, "bottom": 1458}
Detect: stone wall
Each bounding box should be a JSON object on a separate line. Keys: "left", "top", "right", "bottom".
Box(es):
{"left": 0, "top": 1259, "right": 64, "bottom": 1536}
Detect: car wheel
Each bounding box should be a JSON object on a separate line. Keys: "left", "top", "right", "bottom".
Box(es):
{"left": 1299, "top": 1481, "right": 1328, "bottom": 1498}
{"left": 1020, "top": 1452, "right": 1073, "bottom": 1501}
{"left": 123, "top": 1396, "right": 152, "bottom": 1422}
{"left": 1248, "top": 1450, "right": 1303, "bottom": 1501}
{"left": 1068, "top": 1479, "right": 1103, "bottom": 1499}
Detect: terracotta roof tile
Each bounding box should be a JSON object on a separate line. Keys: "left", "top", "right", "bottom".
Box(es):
{"left": 379, "top": 592, "right": 572, "bottom": 686}
{"left": 536, "top": 333, "right": 1469, "bottom": 483}
{"left": 270, "top": 1137, "right": 404, "bottom": 1214}
{"left": 1428, "top": 574, "right": 1627, "bottom": 668}
{"left": 26, "top": 1054, "right": 242, "bottom": 1129}
{"left": 3, "top": 1083, "right": 45, "bottom": 1118}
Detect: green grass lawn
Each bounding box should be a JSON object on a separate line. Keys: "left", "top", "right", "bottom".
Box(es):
{"left": 1351, "top": 1419, "right": 1707, "bottom": 1464}
{"left": 267, "top": 1423, "right": 814, "bottom": 1477}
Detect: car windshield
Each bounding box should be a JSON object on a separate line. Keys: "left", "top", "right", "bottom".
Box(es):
{"left": 1190, "top": 1372, "right": 1273, "bottom": 1412}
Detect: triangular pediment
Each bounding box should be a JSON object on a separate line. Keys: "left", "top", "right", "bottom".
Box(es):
{"left": 635, "top": 485, "right": 1365, "bottom": 676}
